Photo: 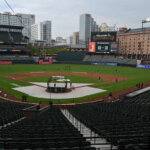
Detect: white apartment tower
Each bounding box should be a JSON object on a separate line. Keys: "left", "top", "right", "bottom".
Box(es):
{"left": 31, "top": 21, "right": 51, "bottom": 45}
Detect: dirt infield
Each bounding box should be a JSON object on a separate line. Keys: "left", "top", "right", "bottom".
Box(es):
{"left": 4, "top": 72, "right": 128, "bottom": 83}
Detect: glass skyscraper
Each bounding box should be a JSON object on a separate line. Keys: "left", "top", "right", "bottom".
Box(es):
{"left": 79, "top": 14, "right": 98, "bottom": 44}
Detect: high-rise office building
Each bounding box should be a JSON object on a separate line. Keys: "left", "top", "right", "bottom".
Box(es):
{"left": 0, "top": 12, "right": 35, "bottom": 40}
{"left": 31, "top": 21, "right": 51, "bottom": 45}
{"left": 79, "top": 14, "right": 99, "bottom": 44}
{"left": 90, "top": 17, "right": 94, "bottom": 32}
{"left": 79, "top": 14, "right": 91, "bottom": 44}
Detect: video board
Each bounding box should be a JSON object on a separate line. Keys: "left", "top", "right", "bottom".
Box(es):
{"left": 91, "top": 32, "right": 117, "bottom": 42}
{"left": 96, "top": 43, "right": 110, "bottom": 53}
{"left": 88, "top": 42, "right": 96, "bottom": 53}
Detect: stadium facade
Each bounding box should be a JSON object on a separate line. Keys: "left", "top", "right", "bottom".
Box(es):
{"left": 0, "top": 12, "right": 35, "bottom": 40}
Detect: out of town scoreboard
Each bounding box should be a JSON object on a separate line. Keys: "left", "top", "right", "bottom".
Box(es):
{"left": 88, "top": 31, "right": 118, "bottom": 54}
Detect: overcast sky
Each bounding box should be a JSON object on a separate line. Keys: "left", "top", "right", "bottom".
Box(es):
{"left": 1, "top": 0, "right": 150, "bottom": 39}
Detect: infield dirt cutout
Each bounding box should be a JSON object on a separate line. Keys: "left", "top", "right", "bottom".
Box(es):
{"left": 4, "top": 72, "right": 128, "bottom": 83}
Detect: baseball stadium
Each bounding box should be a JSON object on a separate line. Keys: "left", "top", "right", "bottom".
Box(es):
{"left": 0, "top": 21, "right": 150, "bottom": 150}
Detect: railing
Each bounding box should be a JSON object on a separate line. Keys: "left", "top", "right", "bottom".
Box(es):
{"left": 119, "top": 83, "right": 150, "bottom": 100}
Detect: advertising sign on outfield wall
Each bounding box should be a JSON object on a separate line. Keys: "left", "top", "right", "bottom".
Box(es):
{"left": 91, "top": 62, "right": 118, "bottom": 66}
{"left": 136, "top": 65, "right": 150, "bottom": 69}
{"left": 39, "top": 62, "right": 52, "bottom": 65}
{"left": 0, "top": 61, "right": 12, "bottom": 65}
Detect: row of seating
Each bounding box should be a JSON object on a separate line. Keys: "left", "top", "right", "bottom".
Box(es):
{"left": 0, "top": 31, "right": 25, "bottom": 44}
{"left": 0, "top": 107, "right": 95, "bottom": 149}
{"left": 0, "top": 56, "right": 33, "bottom": 60}
{"left": 68, "top": 91, "right": 150, "bottom": 150}
{"left": 0, "top": 56, "right": 35, "bottom": 64}
{"left": 125, "top": 91, "right": 150, "bottom": 105}
{"left": 0, "top": 101, "right": 30, "bottom": 126}
{"left": 56, "top": 51, "right": 85, "bottom": 62}
{"left": 83, "top": 55, "right": 137, "bottom": 65}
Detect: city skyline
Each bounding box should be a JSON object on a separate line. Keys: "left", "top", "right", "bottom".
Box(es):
{"left": 31, "top": 20, "right": 51, "bottom": 45}
{"left": 1, "top": 0, "right": 150, "bottom": 38}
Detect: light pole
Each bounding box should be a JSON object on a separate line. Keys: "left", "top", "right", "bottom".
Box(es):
{"left": 142, "top": 18, "right": 150, "bottom": 29}
{"left": 141, "top": 18, "right": 150, "bottom": 59}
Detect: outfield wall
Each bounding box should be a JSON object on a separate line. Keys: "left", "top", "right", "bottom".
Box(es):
{"left": 53, "top": 61, "right": 136, "bottom": 68}
{"left": 0, "top": 60, "right": 137, "bottom": 68}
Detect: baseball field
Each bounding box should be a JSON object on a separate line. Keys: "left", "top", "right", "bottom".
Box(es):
{"left": 0, "top": 64, "right": 150, "bottom": 104}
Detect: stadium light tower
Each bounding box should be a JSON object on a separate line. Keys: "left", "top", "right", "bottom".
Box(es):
{"left": 142, "top": 17, "right": 150, "bottom": 28}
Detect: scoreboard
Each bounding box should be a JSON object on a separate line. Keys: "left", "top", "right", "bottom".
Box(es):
{"left": 96, "top": 43, "right": 110, "bottom": 53}
{"left": 91, "top": 32, "right": 116, "bottom": 42}
{"left": 89, "top": 32, "right": 117, "bottom": 54}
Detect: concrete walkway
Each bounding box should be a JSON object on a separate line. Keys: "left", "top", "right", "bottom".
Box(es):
{"left": 61, "top": 109, "right": 118, "bottom": 150}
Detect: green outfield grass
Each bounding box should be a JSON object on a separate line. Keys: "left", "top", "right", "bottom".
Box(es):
{"left": 0, "top": 64, "right": 150, "bottom": 104}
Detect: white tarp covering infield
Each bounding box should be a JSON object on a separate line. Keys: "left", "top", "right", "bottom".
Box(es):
{"left": 13, "top": 82, "right": 106, "bottom": 99}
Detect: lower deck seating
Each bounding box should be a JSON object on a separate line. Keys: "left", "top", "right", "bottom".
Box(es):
{"left": 68, "top": 91, "right": 150, "bottom": 150}
{"left": 83, "top": 55, "right": 137, "bottom": 66}
{"left": 0, "top": 101, "right": 30, "bottom": 126}
{"left": 0, "top": 55, "right": 35, "bottom": 64}
{"left": 0, "top": 107, "right": 95, "bottom": 149}
{"left": 56, "top": 51, "right": 85, "bottom": 62}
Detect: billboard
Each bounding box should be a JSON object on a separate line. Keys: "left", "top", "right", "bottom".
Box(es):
{"left": 91, "top": 62, "right": 117, "bottom": 66}
{"left": 0, "top": 61, "right": 12, "bottom": 65}
{"left": 88, "top": 42, "right": 96, "bottom": 53}
{"left": 39, "top": 62, "right": 52, "bottom": 65}
{"left": 137, "top": 65, "right": 150, "bottom": 69}
{"left": 91, "top": 32, "right": 117, "bottom": 42}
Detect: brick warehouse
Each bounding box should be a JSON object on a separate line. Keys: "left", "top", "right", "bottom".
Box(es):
{"left": 118, "top": 27, "right": 150, "bottom": 59}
